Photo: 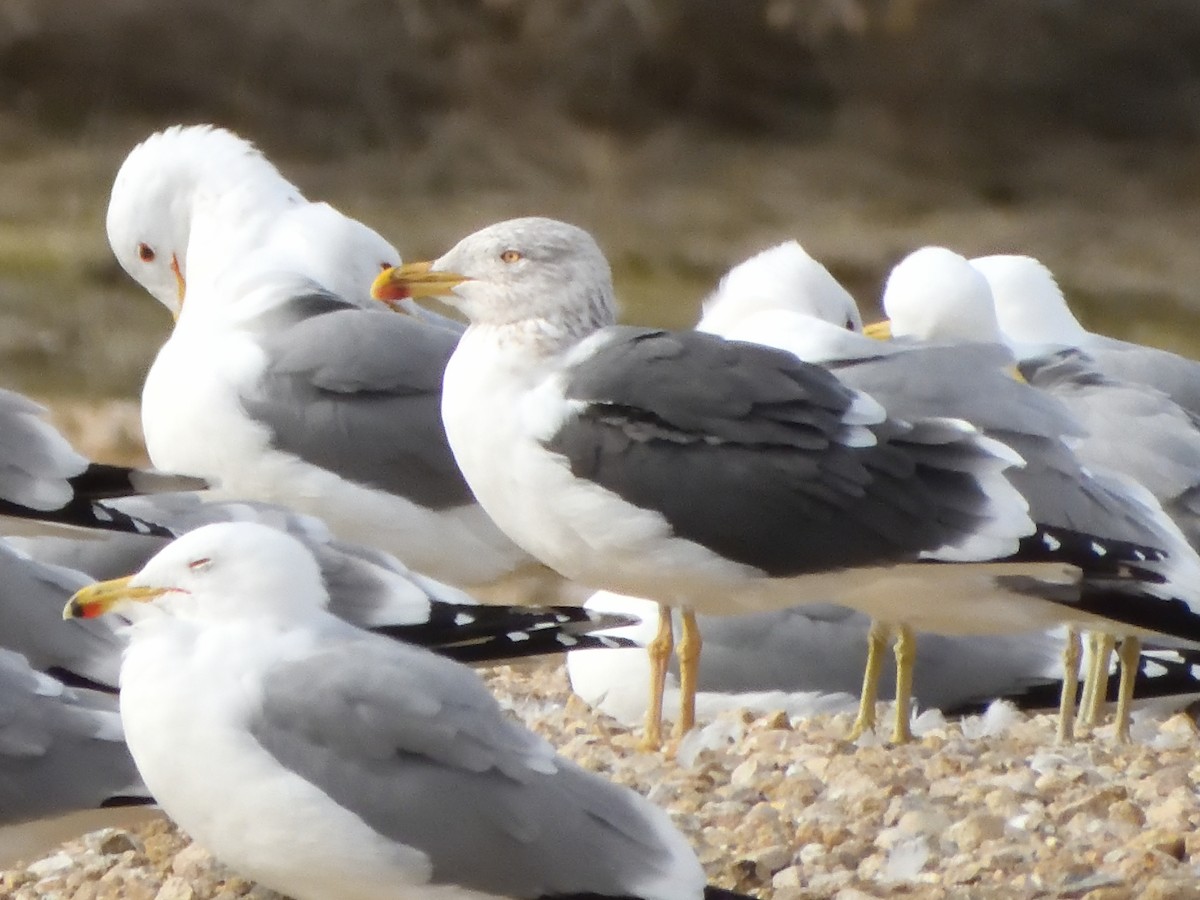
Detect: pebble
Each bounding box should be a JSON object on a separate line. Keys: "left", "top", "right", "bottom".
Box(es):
{"left": 4, "top": 661, "right": 1200, "bottom": 898}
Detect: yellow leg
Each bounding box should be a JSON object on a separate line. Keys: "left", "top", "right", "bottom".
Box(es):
{"left": 1084, "top": 633, "right": 1117, "bottom": 727}
{"left": 1114, "top": 636, "right": 1142, "bottom": 744}
{"left": 1076, "top": 631, "right": 1100, "bottom": 726}
{"left": 674, "top": 608, "right": 701, "bottom": 738}
{"left": 641, "top": 604, "right": 673, "bottom": 751}
{"left": 1056, "top": 628, "right": 1082, "bottom": 744}
{"left": 890, "top": 624, "right": 917, "bottom": 745}
{"left": 849, "top": 620, "right": 891, "bottom": 740}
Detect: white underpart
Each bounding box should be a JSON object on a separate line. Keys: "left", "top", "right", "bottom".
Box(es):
{"left": 143, "top": 267, "right": 526, "bottom": 587}
{"left": 120, "top": 616, "right": 504, "bottom": 900}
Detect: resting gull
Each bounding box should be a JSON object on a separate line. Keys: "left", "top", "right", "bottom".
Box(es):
{"left": 107, "top": 125, "right": 546, "bottom": 593}
{"left": 694, "top": 240, "right": 1200, "bottom": 740}
{"left": 870, "top": 246, "right": 1200, "bottom": 738}
{"left": 64, "top": 522, "right": 751, "bottom": 900}
{"left": 368, "top": 217, "right": 1190, "bottom": 745}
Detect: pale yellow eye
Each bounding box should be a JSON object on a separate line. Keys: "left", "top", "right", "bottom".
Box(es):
{"left": 500, "top": 250, "right": 522, "bottom": 264}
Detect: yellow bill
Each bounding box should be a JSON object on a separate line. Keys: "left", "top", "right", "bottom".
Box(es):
{"left": 63, "top": 576, "right": 168, "bottom": 620}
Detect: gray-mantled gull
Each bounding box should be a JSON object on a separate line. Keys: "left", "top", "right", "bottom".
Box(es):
{"left": 695, "top": 240, "right": 1200, "bottom": 741}
{"left": 872, "top": 246, "right": 1200, "bottom": 739}
{"left": 369, "top": 216, "right": 1159, "bottom": 746}
{"left": 64, "top": 522, "right": 752, "bottom": 900}
{"left": 0, "top": 647, "right": 148, "bottom": 827}
{"left": 106, "top": 125, "right": 544, "bottom": 593}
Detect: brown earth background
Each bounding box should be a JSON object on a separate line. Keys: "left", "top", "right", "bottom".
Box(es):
{"left": 2, "top": 0, "right": 1200, "bottom": 454}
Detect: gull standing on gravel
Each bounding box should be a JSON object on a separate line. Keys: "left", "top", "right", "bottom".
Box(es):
{"left": 698, "top": 241, "right": 1200, "bottom": 741}
{"left": 871, "top": 246, "right": 1200, "bottom": 738}
{"left": 65, "top": 522, "right": 752, "bottom": 900}
{"left": 106, "top": 125, "right": 550, "bottom": 592}
{"left": 370, "top": 216, "right": 1150, "bottom": 746}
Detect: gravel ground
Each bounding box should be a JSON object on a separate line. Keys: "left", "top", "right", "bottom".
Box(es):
{"left": 5, "top": 661, "right": 1200, "bottom": 900}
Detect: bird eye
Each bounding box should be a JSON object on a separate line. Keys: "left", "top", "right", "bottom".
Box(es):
{"left": 137, "top": 243, "right": 156, "bottom": 263}
{"left": 380, "top": 261, "right": 393, "bottom": 271}
{"left": 188, "top": 557, "right": 212, "bottom": 571}
{"left": 846, "top": 318, "right": 858, "bottom": 331}
{"left": 500, "top": 250, "right": 522, "bottom": 264}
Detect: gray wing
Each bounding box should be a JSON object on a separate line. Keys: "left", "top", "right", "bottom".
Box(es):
{"left": 825, "top": 341, "right": 1184, "bottom": 549}
{"left": 1088, "top": 334, "right": 1200, "bottom": 418}
{"left": 240, "top": 295, "right": 475, "bottom": 509}
{"left": 0, "top": 389, "right": 87, "bottom": 511}
{"left": 1020, "top": 348, "right": 1200, "bottom": 544}
{"left": 546, "top": 327, "right": 1027, "bottom": 575}
{"left": 0, "top": 649, "right": 145, "bottom": 825}
{"left": 250, "top": 636, "right": 701, "bottom": 898}
{"left": 0, "top": 541, "right": 123, "bottom": 689}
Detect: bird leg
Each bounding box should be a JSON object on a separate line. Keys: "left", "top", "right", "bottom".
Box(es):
{"left": 1056, "top": 627, "right": 1082, "bottom": 744}
{"left": 1083, "top": 633, "right": 1117, "bottom": 727}
{"left": 1114, "top": 636, "right": 1142, "bottom": 744}
{"left": 1076, "top": 631, "right": 1100, "bottom": 729}
{"left": 848, "top": 619, "right": 891, "bottom": 740}
{"left": 674, "top": 607, "right": 702, "bottom": 738}
{"left": 641, "top": 604, "right": 673, "bottom": 750}
{"left": 890, "top": 624, "right": 917, "bottom": 745}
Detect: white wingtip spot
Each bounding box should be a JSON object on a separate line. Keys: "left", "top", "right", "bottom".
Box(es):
{"left": 1043, "top": 532, "right": 1062, "bottom": 551}
{"left": 506, "top": 631, "right": 531, "bottom": 642}
{"left": 453, "top": 612, "right": 475, "bottom": 626}
{"left": 1090, "top": 541, "right": 1108, "bottom": 557}
{"left": 556, "top": 633, "right": 579, "bottom": 646}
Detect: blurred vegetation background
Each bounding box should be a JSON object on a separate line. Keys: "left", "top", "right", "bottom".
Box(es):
{"left": 2, "top": 0, "right": 1200, "bottom": 456}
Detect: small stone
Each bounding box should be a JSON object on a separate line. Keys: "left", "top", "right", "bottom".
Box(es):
{"left": 93, "top": 828, "right": 142, "bottom": 856}
{"left": 946, "top": 813, "right": 1006, "bottom": 850}
{"left": 155, "top": 877, "right": 196, "bottom": 900}
{"left": 772, "top": 865, "right": 804, "bottom": 890}
{"left": 24, "top": 852, "right": 74, "bottom": 879}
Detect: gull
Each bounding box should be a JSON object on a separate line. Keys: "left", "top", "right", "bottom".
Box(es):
{"left": 694, "top": 241, "right": 1200, "bottom": 741}
{"left": 871, "top": 246, "right": 1200, "bottom": 738}
{"left": 106, "top": 125, "right": 545, "bottom": 593}
{"left": 369, "top": 216, "right": 1162, "bottom": 746}
{"left": 64, "top": 522, "right": 752, "bottom": 900}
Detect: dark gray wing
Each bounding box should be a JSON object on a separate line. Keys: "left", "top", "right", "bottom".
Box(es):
{"left": 0, "top": 649, "right": 146, "bottom": 825}
{"left": 1020, "top": 348, "right": 1200, "bottom": 545}
{"left": 826, "top": 341, "right": 1179, "bottom": 548}
{"left": 240, "top": 294, "right": 474, "bottom": 509}
{"left": 546, "top": 327, "right": 1025, "bottom": 576}
{"left": 250, "top": 636, "right": 700, "bottom": 898}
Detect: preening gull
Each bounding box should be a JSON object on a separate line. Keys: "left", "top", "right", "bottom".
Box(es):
{"left": 695, "top": 240, "right": 1200, "bottom": 741}
{"left": 64, "top": 522, "right": 751, "bottom": 900}
{"left": 871, "top": 246, "right": 1200, "bottom": 738}
{"left": 0, "top": 647, "right": 147, "bottom": 826}
{"left": 107, "top": 125, "right": 546, "bottom": 593}
{"left": 370, "top": 217, "right": 1167, "bottom": 745}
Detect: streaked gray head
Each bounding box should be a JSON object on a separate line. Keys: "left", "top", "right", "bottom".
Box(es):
{"left": 882, "top": 246, "right": 1003, "bottom": 343}
{"left": 128, "top": 522, "right": 328, "bottom": 624}
{"left": 432, "top": 217, "right": 616, "bottom": 337}
{"left": 106, "top": 124, "right": 302, "bottom": 317}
